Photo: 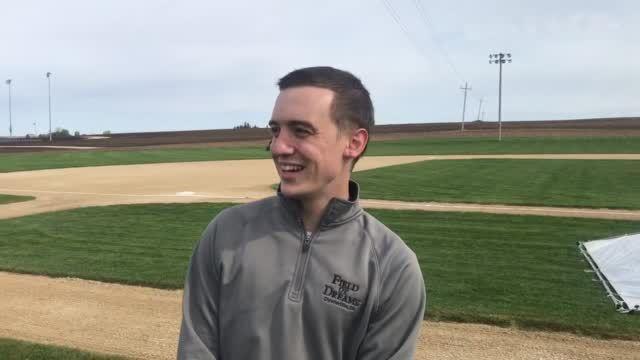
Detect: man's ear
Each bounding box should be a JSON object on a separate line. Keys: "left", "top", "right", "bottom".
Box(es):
{"left": 343, "top": 128, "right": 369, "bottom": 160}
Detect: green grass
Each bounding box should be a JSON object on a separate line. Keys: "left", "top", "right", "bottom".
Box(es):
{"left": 0, "top": 203, "right": 639, "bottom": 339}
{"left": 366, "top": 136, "right": 640, "bottom": 156}
{"left": 0, "top": 338, "right": 127, "bottom": 360}
{"left": 0, "top": 146, "right": 270, "bottom": 172}
{"left": 0, "top": 203, "right": 230, "bottom": 288}
{"left": 354, "top": 159, "right": 640, "bottom": 209}
{"left": 0, "top": 194, "right": 35, "bottom": 205}
{"left": 367, "top": 209, "right": 640, "bottom": 339}
{"left": 2, "top": 136, "right": 640, "bottom": 172}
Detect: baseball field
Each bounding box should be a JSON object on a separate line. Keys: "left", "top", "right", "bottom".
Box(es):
{"left": 1, "top": 121, "right": 639, "bottom": 359}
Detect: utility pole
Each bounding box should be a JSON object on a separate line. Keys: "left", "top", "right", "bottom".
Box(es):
{"left": 476, "top": 98, "right": 483, "bottom": 121}
{"left": 460, "top": 81, "right": 471, "bottom": 132}
{"left": 46, "top": 72, "right": 53, "bottom": 142}
{"left": 489, "top": 52, "right": 512, "bottom": 141}
{"left": 5, "top": 79, "right": 12, "bottom": 137}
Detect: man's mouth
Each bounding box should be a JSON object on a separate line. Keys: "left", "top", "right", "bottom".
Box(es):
{"left": 279, "top": 163, "right": 305, "bottom": 173}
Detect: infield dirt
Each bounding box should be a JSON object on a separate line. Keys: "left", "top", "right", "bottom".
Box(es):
{"left": 2, "top": 154, "right": 640, "bottom": 220}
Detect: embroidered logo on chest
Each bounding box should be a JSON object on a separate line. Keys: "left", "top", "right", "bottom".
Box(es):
{"left": 322, "top": 273, "right": 363, "bottom": 311}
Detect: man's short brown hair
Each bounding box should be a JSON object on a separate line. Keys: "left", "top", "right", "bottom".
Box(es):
{"left": 277, "top": 66, "right": 375, "bottom": 163}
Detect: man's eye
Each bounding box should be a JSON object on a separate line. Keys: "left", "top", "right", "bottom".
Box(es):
{"left": 270, "top": 127, "right": 280, "bottom": 136}
{"left": 294, "top": 127, "right": 311, "bottom": 137}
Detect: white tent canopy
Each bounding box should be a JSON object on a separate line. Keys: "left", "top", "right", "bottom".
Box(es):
{"left": 580, "top": 233, "right": 640, "bottom": 313}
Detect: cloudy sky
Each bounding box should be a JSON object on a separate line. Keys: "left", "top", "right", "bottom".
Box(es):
{"left": 0, "top": 0, "right": 638, "bottom": 136}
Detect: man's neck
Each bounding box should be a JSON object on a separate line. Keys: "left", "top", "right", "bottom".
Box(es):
{"left": 300, "top": 182, "right": 349, "bottom": 233}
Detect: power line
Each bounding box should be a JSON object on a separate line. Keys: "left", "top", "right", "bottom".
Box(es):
{"left": 381, "top": 0, "right": 487, "bottom": 120}
{"left": 412, "top": 0, "right": 463, "bottom": 82}
{"left": 412, "top": 0, "right": 490, "bottom": 106}
{"left": 380, "top": 0, "right": 436, "bottom": 67}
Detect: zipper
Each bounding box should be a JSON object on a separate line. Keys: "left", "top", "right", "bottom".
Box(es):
{"left": 288, "top": 218, "right": 317, "bottom": 302}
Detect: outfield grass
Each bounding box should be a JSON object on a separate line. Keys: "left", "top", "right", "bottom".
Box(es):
{"left": 0, "top": 338, "right": 127, "bottom": 360}
{"left": 2, "top": 136, "right": 640, "bottom": 172}
{"left": 1, "top": 203, "right": 639, "bottom": 339}
{"left": 0, "top": 203, "right": 228, "bottom": 288}
{"left": 368, "top": 209, "right": 640, "bottom": 339}
{"left": 0, "top": 146, "right": 269, "bottom": 172}
{"left": 354, "top": 159, "right": 640, "bottom": 209}
{"left": 0, "top": 194, "right": 35, "bottom": 205}
{"left": 366, "top": 136, "right": 640, "bottom": 156}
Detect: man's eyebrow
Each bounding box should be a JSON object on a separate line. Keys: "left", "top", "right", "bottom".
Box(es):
{"left": 269, "top": 119, "right": 317, "bottom": 131}
{"left": 288, "top": 120, "right": 315, "bottom": 130}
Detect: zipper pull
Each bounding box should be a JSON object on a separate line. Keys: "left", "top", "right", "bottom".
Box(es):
{"left": 302, "top": 232, "right": 312, "bottom": 252}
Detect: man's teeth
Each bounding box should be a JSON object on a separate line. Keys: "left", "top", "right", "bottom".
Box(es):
{"left": 282, "top": 164, "right": 304, "bottom": 172}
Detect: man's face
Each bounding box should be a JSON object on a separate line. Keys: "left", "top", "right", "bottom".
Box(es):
{"left": 269, "top": 86, "right": 351, "bottom": 200}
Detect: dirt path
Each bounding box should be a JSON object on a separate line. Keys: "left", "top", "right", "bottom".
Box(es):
{"left": 361, "top": 199, "right": 640, "bottom": 220}
{"left": 2, "top": 272, "right": 638, "bottom": 360}
{"left": 1, "top": 154, "right": 639, "bottom": 220}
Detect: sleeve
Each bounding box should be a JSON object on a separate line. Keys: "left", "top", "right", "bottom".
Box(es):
{"left": 177, "top": 220, "right": 221, "bottom": 360}
{"left": 356, "top": 252, "right": 426, "bottom": 360}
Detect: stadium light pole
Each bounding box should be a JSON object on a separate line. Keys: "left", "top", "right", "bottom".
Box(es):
{"left": 5, "top": 79, "right": 12, "bottom": 137}
{"left": 46, "top": 72, "right": 52, "bottom": 142}
{"left": 489, "top": 52, "right": 512, "bottom": 141}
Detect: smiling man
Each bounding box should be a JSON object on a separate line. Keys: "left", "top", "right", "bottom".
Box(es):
{"left": 177, "top": 66, "right": 426, "bottom": 360}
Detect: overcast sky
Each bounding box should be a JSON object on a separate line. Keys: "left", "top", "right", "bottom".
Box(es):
{"left": 0, "top": 0, "right": 638, "bottom": 135}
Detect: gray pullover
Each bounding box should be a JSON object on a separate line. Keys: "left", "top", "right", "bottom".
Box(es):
{"left": 177, "top": 181, "right": 426, "bottom": 359}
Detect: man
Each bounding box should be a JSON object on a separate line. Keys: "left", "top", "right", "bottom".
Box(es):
{"left": 178, "top": 66, "right": 426, "bottom": 359}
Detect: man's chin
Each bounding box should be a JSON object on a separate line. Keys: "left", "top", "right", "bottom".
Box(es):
{"left": 279, "top": 183, "right": 310, "bottom": 199}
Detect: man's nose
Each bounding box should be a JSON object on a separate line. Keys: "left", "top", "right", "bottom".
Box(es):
{"left": 270, "top": 131, "right": 295, "bottom": 155}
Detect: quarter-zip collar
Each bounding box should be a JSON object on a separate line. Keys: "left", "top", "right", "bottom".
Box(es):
{"left": 277, "top": 180, "right": 363, "bottom": 229}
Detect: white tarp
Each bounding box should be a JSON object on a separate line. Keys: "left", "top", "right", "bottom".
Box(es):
{"left": 580, "top": 233, "right": 640, "bottom": 313}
